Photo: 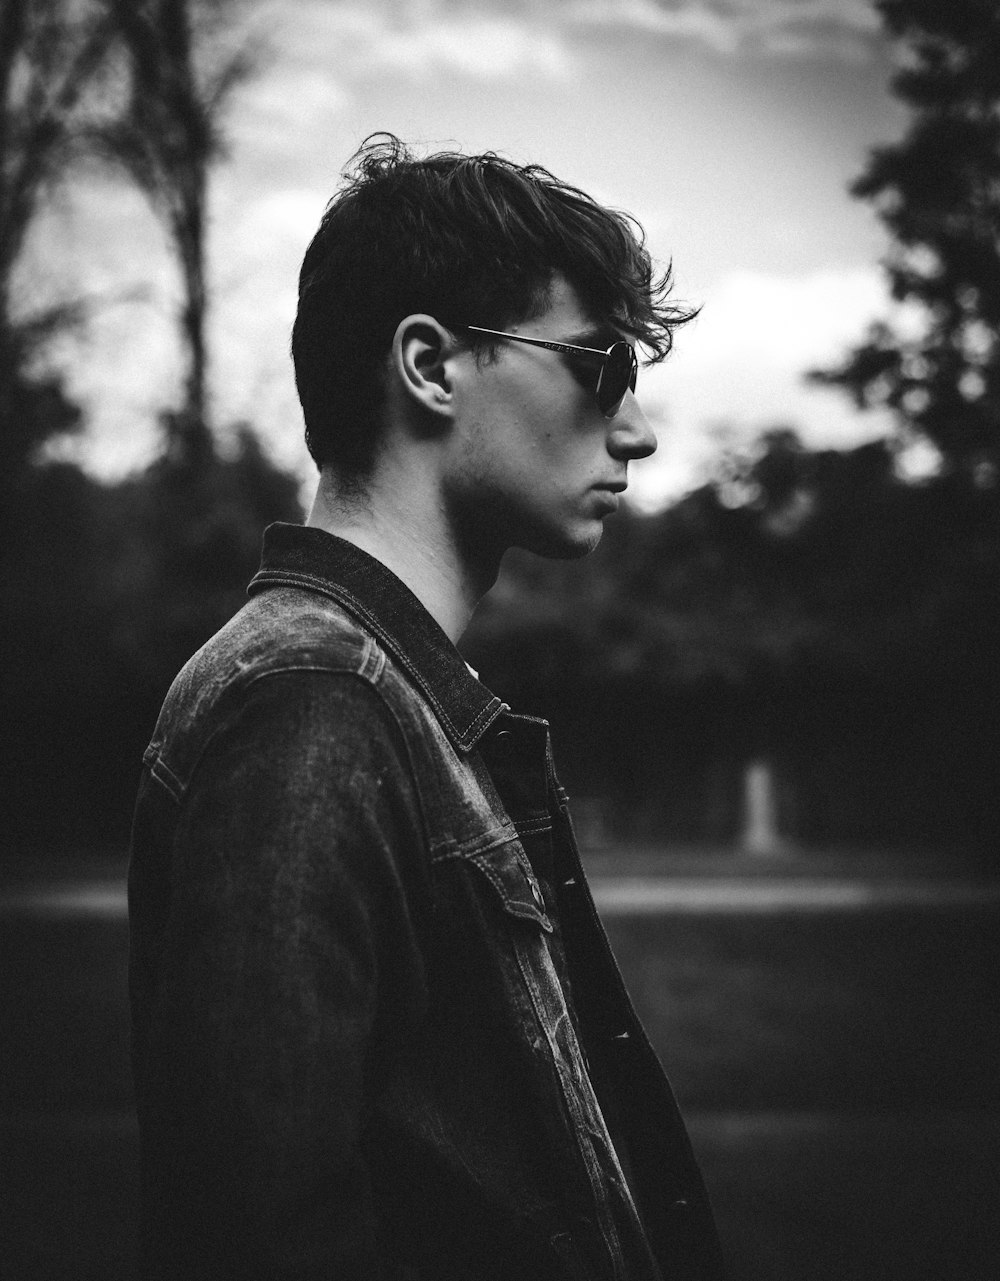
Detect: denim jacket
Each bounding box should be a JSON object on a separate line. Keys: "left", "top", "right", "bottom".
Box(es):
{"left": 129, "top": 523, "right": 725, "bottom": 1281}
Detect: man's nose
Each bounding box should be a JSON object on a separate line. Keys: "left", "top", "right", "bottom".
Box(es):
{"left": 608, "top": 391, "right": 657, "bottom": 460}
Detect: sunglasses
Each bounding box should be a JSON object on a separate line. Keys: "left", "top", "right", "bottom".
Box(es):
{"left": 464, "top": 325, "right": 638, "bottom": 419}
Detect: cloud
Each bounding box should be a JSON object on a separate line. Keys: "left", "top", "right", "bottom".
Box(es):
{"left": 225, "top": 0, "right": 577, "bottom": 175}
{"left": 369, "top": 14, "right": 574, "bottom": 80}
{"left": 228, "top": 0, "right": 884, "bottom": 159}
{"left": 230, "top": 67, "right": 352, "bottom": 155}
{"left": 567, "top": 0, "right": 741, "bottom": 50}
{"left": 677, "top": 265, "right": 889, "bottom": 368}
{"left": 209, "top": 188, "right": 325, "bottom": 477}
{"left": 42, "top": 298, "right": 182, "bottom": 478}
{"left": 253, "top": 0, "right": 575, "bottom": 86}
{"left": 564, "top": 0, "right": 882, "bottom": 60}
{"left": 250, "top": 0, "right": 883, "bottom": 95}
{"left": 628, "top": 266, "right": 898, "bottom": 509}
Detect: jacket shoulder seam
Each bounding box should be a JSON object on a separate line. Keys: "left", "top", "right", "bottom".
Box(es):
{"left": 149, "top": 661, "right": 425, "bottom": 815}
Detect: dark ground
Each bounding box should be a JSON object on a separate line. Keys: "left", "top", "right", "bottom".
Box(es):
{"left": 2, "top": 847, "right": 998, "bottom": 1279}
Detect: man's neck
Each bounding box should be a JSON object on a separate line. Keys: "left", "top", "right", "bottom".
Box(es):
{"left": 306, "top": 467, "right": 494, "bottom": 644}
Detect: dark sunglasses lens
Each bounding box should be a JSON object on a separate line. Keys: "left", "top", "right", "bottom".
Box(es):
{"left": 597, "top": 344, "right": 637, "bottom": 416}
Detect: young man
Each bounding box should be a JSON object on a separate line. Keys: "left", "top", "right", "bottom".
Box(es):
{"left": 128, "top": 135, "right": 725, "bottom": 1280}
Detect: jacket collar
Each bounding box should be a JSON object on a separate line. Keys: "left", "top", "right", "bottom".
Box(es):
{"left": 248, "top": 522, "right": 506, "bottom": 752}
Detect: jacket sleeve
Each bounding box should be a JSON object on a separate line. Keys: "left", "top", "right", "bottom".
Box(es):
{"left": 130, "top": 669, "right": 429, "bottom": 1280}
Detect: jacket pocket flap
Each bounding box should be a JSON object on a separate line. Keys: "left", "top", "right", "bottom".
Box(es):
{"left": 469, "top": 846, "right": 553, "bottom": 933}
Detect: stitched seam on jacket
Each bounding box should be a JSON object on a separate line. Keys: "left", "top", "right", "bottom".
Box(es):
{"left": 156, "top": 664, "right": 408, "bottom": 802}
{"left": 467, "top": 852, "right": 552, "bottom": 930}
{"left": 146, "top": 754, "right": 184, "bottom": 804}
{"left": 516, "top": 815, "right": 553, "bottom": 835}
{"left": 249, "top": 570, "right": 505, "bottom": 748}
{"left": 428, "top": 824, "right": 520, "bottom": 863}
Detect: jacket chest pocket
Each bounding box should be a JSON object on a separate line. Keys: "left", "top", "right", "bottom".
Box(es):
{"left": 428, "top": 832, "right": 573, "bottom": 1058}
{"left": 467, "top": 841, "right": 553, "bottom": 934}
{"left": 461, "top": 842, "right": 582, "bottom": 1066}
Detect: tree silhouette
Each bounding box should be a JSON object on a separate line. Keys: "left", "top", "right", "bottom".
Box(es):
{"left": 811, "top": 0, "right": 1000, "bottom": 477}
{"left": 0, "top": 2, "right": 303, "bottom": 850}
{"left": 0, "top": 0, "right": 118, "bottom": 484}
{"left": 100, "top": 0, "right": 253, "bottom": 466}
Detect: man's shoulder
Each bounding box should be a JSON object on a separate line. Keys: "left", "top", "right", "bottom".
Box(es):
{"left": 180, "top": 583, "right": 379, "bottom": 697}
{"left": 145, "top": 585, "right": 424, "bottom": 794}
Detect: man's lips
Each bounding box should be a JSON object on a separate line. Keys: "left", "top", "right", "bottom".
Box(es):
{"left": 592, "top": 484, "right": 625, "bottom": 512}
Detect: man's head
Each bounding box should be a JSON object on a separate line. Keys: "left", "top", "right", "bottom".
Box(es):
{"left": 292, "top": 134, "right": 695, "bottom": 483}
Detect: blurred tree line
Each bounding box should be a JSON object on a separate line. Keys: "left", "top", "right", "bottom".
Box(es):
{"left": 0, "top": 0, "right": 302, "bottom": 847}
{"left": 2, "top": 0, "right": 998, "bottom": 855}
{"left": 464, "top": 429, "right": 999, "bottom": 851}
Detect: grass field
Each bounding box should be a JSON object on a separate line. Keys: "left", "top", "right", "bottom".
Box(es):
{"left": 2, "top": 849, "right": 998, "bottom": 1279}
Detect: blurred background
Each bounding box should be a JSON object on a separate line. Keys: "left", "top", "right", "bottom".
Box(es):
{"left": 1, "top": 0, "right": 998, "bottom": 1277}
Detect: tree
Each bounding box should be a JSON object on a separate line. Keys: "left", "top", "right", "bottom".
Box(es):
{"left": 102, "top": 0, "right": 253, "bottom": 466}
{"left": 812, "top": 0, "right": 1000, "bottom": 477}
{"left": 1, "top": 0, "right": 255, "bottom": 474}
{"left": 0, "top": 0, "right": 117, "bottom": 481}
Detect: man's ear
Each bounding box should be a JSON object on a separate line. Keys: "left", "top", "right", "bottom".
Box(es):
{"left": 391, "top": 314, "right": 456, "bottom": 419}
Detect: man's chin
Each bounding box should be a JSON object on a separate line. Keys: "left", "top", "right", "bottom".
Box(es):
{"left": 522, "top": 522, "right": 604, "bottom": 560}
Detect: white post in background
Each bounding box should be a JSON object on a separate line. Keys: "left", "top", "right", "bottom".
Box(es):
{"left": 740, "top": 758, "right": 783, "bottom": 857}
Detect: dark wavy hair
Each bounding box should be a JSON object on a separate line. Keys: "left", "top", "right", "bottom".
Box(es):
{"left": 292, "top": 133, "right": 696, "bottom": 475}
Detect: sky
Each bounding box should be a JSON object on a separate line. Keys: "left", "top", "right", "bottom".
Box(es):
{"left": 27, "top": 0, "right": 913, "bottom": 509}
